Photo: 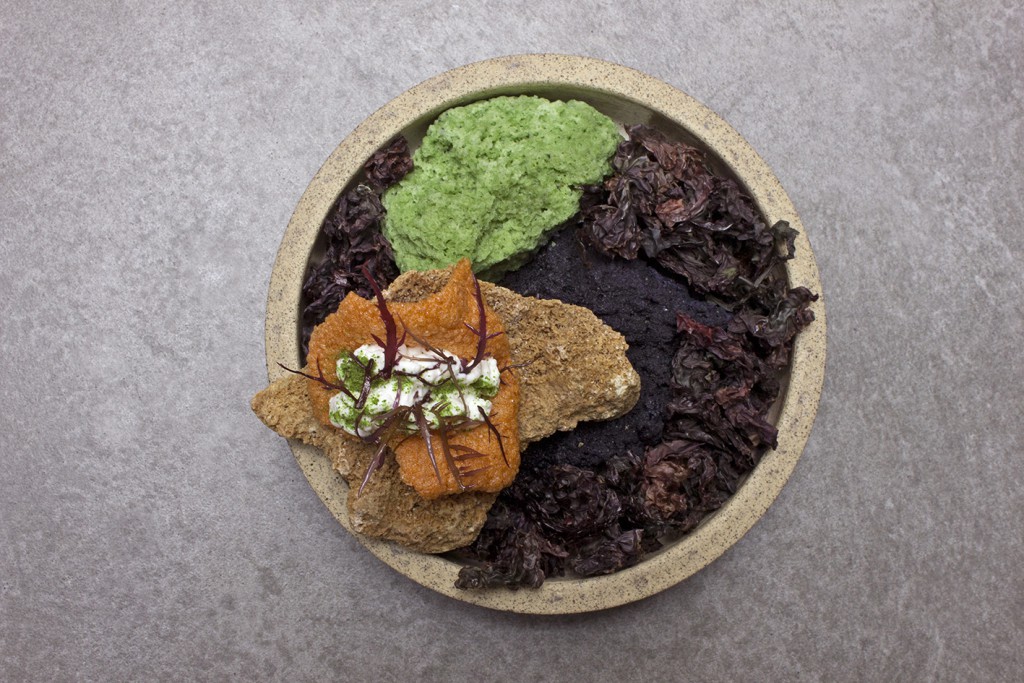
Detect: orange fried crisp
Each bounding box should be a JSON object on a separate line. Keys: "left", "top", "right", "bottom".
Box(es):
{"left": 306, "top": 259, "right": 520, "bottom": 499}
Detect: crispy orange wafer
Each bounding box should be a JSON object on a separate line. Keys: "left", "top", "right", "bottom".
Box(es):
{"left": 306, "top": 259, "right": 520, "bottom": 499}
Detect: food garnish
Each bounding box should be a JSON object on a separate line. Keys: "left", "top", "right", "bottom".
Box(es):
{"left": 299, "top": 259, "right": 521, "bottom": 500}
{"left": 324, "top": 343, "right": 501, "bottom": 439}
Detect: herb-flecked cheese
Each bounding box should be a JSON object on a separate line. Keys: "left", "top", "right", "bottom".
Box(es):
{"left": 381, "top": 95, "right": 620, "bottom": 276}
{"left": 327, "top": 343, "right": 501, "bottom": 438}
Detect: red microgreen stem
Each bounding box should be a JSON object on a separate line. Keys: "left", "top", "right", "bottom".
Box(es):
{"left": 358, "top": 441, "right": 391, "bottom": 496}
{"left": 451, "top": 445, "right": 489, "bottom": 461}
{"left": 457, "top": 465, "right": 492, "bottom": 478}
{"left": 278, "top": 361, "right": 356, "bottom": 401}
{"left": 362, "top": 264, "right": 401, "bottom": 378}
{"left": 354, "top": 358, "right": 375, "bottom": 410}
{"left": 461, "top": 275, "right": 490, "bottom": 373}
{"left": 412, "top": 406, "right": 444, "bottom": 488}
{"left": 433, "top": 421, "right": 466, "bottom": 492}
{"left": 477, "top": 407, "right": 509, "bottom": 467}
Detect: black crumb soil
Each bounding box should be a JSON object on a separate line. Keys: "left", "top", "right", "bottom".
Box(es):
{"left": 497, "top": 227, "right": 732, "bottom": 472}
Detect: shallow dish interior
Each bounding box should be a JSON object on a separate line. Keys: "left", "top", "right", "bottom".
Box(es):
{"left": 264, "top": 54, "right": 826, "bottom": 614}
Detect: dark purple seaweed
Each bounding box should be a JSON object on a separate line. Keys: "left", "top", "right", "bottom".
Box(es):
{"left": 580, "top": 124, "right": 799, "bottom": 309}
{"left": 299, "top": 137, "right": 411, "bottom": 356}
{"left": 455, "top": 125, "right": 817, "bottom": 589}
{"left": 363, "top": 136, "right": 414, "bottom": 191}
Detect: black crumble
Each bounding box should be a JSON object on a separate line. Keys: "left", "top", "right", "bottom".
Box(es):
{"left": 497, "top": 227, "right": 732, "bottom": 472}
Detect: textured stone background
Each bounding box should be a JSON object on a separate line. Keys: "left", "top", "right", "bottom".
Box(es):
{"left": 2, "top": 1, "right": 1021, "bottom": 680}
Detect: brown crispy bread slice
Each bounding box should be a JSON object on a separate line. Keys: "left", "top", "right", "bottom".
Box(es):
{"left": 251, "top": 374, "right": 497, "bottom": 553}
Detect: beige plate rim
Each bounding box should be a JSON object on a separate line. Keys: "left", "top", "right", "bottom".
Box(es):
{"left": 263, "top": 54, "right": 827, "bottom": 614}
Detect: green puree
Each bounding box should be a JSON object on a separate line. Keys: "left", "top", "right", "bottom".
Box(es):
{"left": 381, "top": 95, "right": 621, "bottom": 275}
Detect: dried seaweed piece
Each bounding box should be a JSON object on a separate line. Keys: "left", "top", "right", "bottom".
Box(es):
{"left": 669, "top": 315, "right": 776, "bottom": 453}
{"left": 638, "top": 290, "right": 817, "bottom": 534}
{"left": 579, "top": 125, "right": 800, "bottom": 308}
{"left": 570, "top": 528, "right": 645, "bottom": 577}
{"left": 364, "top": 135, "right": 414, "bottom": 191}
{"left": 525, "top": 464, "right": 622, "bottom": 540}
{"left": 455, "top": 461, "right": 647, "bottom": 587}
{"left": 641, "top": 440, "right": 729, "bottom": 529}
{"left": 454, "top": 505, "right": 568, "bottom": 589}
{"left": 300, "top": 137, "right": 412, "bottom": 354}
{"left": 736, "top": 285, "right": 818, "bottom": 349}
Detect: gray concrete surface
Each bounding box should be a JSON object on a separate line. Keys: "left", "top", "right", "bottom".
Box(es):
{"left": 2, "top": 1, "right": 1021, "bottom": 680}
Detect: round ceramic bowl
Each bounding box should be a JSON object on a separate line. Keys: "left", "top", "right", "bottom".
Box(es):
{"left": 264, "top": 54, "right": 826, "bottom": 614}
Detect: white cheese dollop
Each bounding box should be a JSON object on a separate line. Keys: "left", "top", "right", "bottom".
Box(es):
{"left": 327, "top": 343, "right": 502, "bottom": 438}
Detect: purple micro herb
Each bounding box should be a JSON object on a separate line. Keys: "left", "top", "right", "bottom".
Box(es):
{"left": 362, "top": 264, "right": 405, "bottom": 380}
{"left": 290, "top": 262, "right": 508, "bottom": 498}
{"left": 461, "top": 275, "right": 503, "bottom": 373}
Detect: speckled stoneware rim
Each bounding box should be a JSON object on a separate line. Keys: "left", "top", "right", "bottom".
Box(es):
{"left": 264, "top": 54, "right": 826, "bottom": 614}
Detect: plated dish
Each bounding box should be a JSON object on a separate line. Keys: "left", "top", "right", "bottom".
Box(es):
{"left": 255, "top": 55, "right": 826, "bottom": 613}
